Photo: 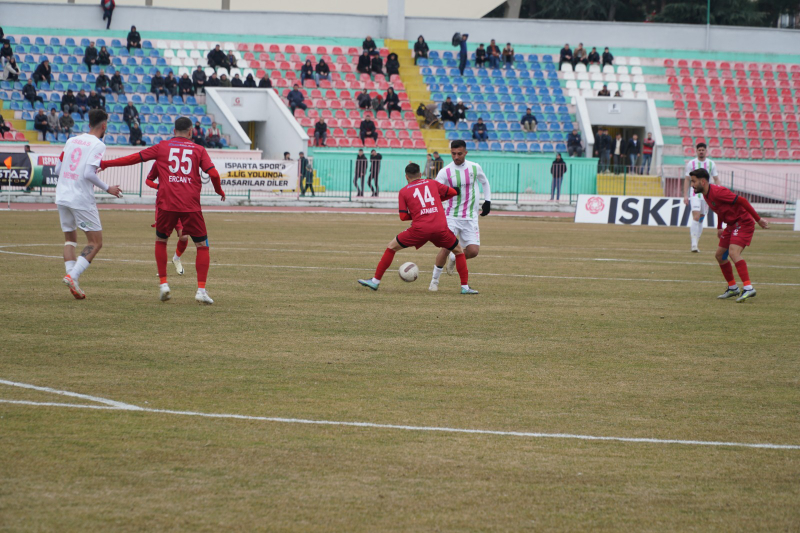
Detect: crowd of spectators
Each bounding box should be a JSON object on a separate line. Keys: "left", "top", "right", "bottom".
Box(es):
{"left": 559, "top": 43, "right": 614, "bottom": 70}
{"left": 592, "top": 128, "right": 653, "bottom": 174}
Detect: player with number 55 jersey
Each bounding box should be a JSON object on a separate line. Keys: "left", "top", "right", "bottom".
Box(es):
{"left": 99, "top": 116, "right": 225, "bottom": 304}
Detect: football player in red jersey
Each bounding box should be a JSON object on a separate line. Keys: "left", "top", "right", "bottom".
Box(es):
{"left": 100, "top": 117, "right": 225, "bottom": 304}
{"left": 358, "top": 163, "right": 478, "bottom": 294}
{"left": 144, "top": 165, "right": 190, "bottom": 276}
{"left": 689, "top": 168, "right": 769, "bottom": 302}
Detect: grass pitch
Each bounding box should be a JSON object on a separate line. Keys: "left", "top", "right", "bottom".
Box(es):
{"left": 1, "top": 209, "right": 799, "bottom": 531}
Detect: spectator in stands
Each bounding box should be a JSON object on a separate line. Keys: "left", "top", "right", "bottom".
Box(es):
{"left": 207, "top": 45, "right": 229, "bottom": 71}
{"left": 613, "top": 90, "right": 622, "bottom": 97}
{"left": 206, "top": 122, "right": 223, "bottom": 148}
{"left": 502, "top": 43, "right": 514, "bottom": 68}
{"left": 1, "top": 42, "right": 13, "bottom": 64}
{"left": 315, "top": 59, "right": 330, "bottom": 85}
{"left": 88, "top": 90, "right": 105, "bottom": 111}
{"left": 597, "top": 84, "right": 611, "bottom": 97}
{"left": 126, "top": 26, "right": 141, "bottom": 52}
{"left": 363, "top": 36, "right": 377, "bottom": 52}
{"left": 357, "top": 50, "right": 371, "bottom": 75}
{"left": 626, "top": 134, "right": 641, "bottom": 174}
{"left": 101, "top": 0, "right": 115, "bottom": 30}
{"left": 74, "top": 89, "right": 89, "bottom": 119}
{"left": 567, "top": 129, "right": 583, "bottom": 157}
{"left": 98, "top": 45, "right": 111, "bottom": 66}
{"left": 573, "top": 43, "right": 587, "bottom": 67}
{"left": 95, "top": 69, "right": 111, "bottom": 94}
{"left": 472, "top": 117, "right": 488, "bottom": 141}
{"left": 258, "top": 76, "right": 271, "bottom": 88}
{"left": 612, "top": 133, "right": 625, "bottom": 174}
{"left": 150, "top": 70, "right": 168, "bottom": 98}
{"left": 287, "top": 84, "right": 307, "bottom": 114}
{"left": 368, "top": 149, "right": 382, "bottom": 196}
{"left": 207, "top": 73, "right": 220, "bottom": 87}
{"left": 385, "top": 53, "right": 400, "bottom": 79}
{"left": 642, "top": 132, "right": 655, "bottom": 174}
{"left": 34, "top": 109, "right": 50, "bottom": 137}
{"left": 231, "top": 73, "right": 243, "bottom": 87}
{"left": 33, "top": 59, "right": 51, "bottom": 86}
{"left": 602, "top": 47, "right": 614, "bottom": 67}
{"left": 487, "top": 39, "right": 500, "bottom": 69}
{"left": 123, "top": 101, "right": 138, "bottom": 128}
{"left": 226, "top": 50, "right": 238, "bottom": 69}
{"left": 414, "top": 36, "right": 428, "bottom": 65}
{"left": 371, "top": 94, "right": 385, "bottom": 114}
{"left": 354, "top": 149, "right": 367, "bottom": 196}
{"left": 61, "top": 89, "right": 77, "bottom": 114}
{"left": 59, "top": 110, "right": 74, "bottom": 138}
{"left": 458, "top": 34, "right": 469, "bottom": 76}
{"left": 110, "top": 70, "right": 124, "bottom": 93}
{"left": 178, "top": 73, "right": 194, "bottom": 98}
{"left": 47, "top": 108, "right": 62, "bottom": 136}
{"left": 360, "top": 115, "right": 378, "bottom": 145}
{"left": 0, "top": 112, "right": 7, "bottom": 137}
{"left": 129, "top": 121, "right": 145, "bottom": 146}
{"left": 23, "top": 79, "right": 44, "bottom": 106}
{"left": 431, "top": 151, "right": 444, "bottom": 175}
{"left": 219, "top": 73, "right": 231, "bottom": 87}
{"left": 558, "top": 44, "right": 572, "bottom": 70}
{"left": 550, "top": 153, "right": 567, "bottom": 201}
{"left": 598, "top": 128, "right": 612, "bottom": 172}
{"left": 84, "top": 41, "right": 98, "bottom": 69}
{"left": 243, "top": 73, "right": 256, "bottom": 88}
{"left": 357, "top": 89, "right": 371, "bottom": 110}
{"left": 300, "top": 59, "right": 314, "bottom": 85}
{"left": 1, "top": 57, "right": 19, "bottom": 82}
{"left": 441, "top": 96, "right": 456, "bottom": 124}
{"left": 455, "top": 99, "right": 468, "bottom": 122}
{"left": 193, "top": 65, "right": 206, "bottom": 94}
{"left": 192, "top": 122, "right": 205, "bottom": 146}
{"left": 424, "top": 153, "right": 434, "bottom": 178}
{"left": 370, "top": 53, "right": 384, "bottom": 76}
{"left": 418, "top": 102, "right": 440, "bottom": 129}
{"left": 164, "top": 71, "right": 178, "bottom": 98}
{"left": 299, "top": 152, "right": 314, "bottom": 197}
{"left": 384, "top": 87, "right": 401, "bottom": 117}
{"left": 587, "top": 47, "right": 600, "bottom": 65}
{"left": 283, "top": 152, "right": 291, "bottom": 160}
{"left": 520, "top": 108, "right": 538, "bottom": 132}
{"left": 475, "top": 44, "right": 486, "bottom": 67}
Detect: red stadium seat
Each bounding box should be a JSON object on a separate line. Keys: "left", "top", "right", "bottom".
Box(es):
{"left": 735, "top": 149, "right": 749, "bottom": 159}
{"left": 723, "top": 148, "right": 736, "bottom": 159}
{"left": 413, "top": 140, "right": 426, "bottom": 149}
{"left": 792, "top": 151, "right": 800, "bottom": 160}
{"left": 750, "top": 149, "right": 763, "bottom": 159}
{"left": 388, "top": 139, "right": 401, "bottom": 148}
{"left": 764, "top": 149, "right": 777, "bottom": 159}
{"left": 237, "top": 43, "right": 249, "bottom": 51}
{"left": 683, "top": 146, "right": 695, "bottom": 156}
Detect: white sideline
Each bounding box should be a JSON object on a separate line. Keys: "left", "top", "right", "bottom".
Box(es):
{"left": 1, "top": 247, "right": 799, "bottom": 287}
{"left": 0, "top": 379, "right": 142, "bottom": 410}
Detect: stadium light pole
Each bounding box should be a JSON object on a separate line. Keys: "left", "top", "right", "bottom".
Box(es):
{"left": 705, "top": 0, "right": 711, "bottom": 51}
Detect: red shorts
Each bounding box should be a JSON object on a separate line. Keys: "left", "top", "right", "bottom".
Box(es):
{"left": 719, "top": 221, "right": 754, "bottom": 249}
{"left": 152, "top": 206, "right": 183, "bottom": 232}
{"left": 156, "top": 210, "right": 206, "bottom": 239}
{"left": 396, "top": 226, "right": 458, "bottom": 250}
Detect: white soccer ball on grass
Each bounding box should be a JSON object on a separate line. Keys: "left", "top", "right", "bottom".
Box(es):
{"left": 398, "top": 262, "right": 419, "bottom": 282}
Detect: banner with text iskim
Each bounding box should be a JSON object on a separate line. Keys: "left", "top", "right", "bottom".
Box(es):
{"left": 575, "top": 194, "right": 717, "bottom": 227}
{"left": 211, "top": 159, "right": 298, "bottom": 191}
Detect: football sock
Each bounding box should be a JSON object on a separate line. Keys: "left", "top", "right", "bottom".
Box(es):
{"left": 69, "top": 256, "right": 90, "bottom": 281}
{"left": 196, "top": 246, "right": 210, "bottom": 289}
{"left": 155, "top": 241, "right": 168, "bottom": 284}
{"left": 697, "top": 217, "right": 704, "bottom": 238}
{"left": 371, "top": 277, "right": 380, "bottom": 285}
{"left": 374, "top": 248, "right": 396, "bottom": 281}
{"left": 690, "top": 220, "right": 701, "bottom": 246}
{"left": 175, "top": 239, "right": 188, "bottom": 258}
{"left": 719, "top": 262, "right": 736, "bottom": 287}
{"left": 734, "top": 259, "right": 751, "bottom": 289}
{"left": 65, "top": 260, "right": 76, "bottom": 274}
{"left": 432, "top": 265, "right": 443, "bottom": 281}
{"left": 455, "top": 253, "right": 468, "bottom": 286}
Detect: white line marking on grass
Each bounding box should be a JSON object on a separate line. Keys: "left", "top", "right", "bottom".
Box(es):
{"left": 0, "top": 379, "right": 142, "bottom": 410}
{"left": 2, "top": 248, "right": 799, "bottom": 287}
{"left": 1, "top": 396, "right": 798, "bottom": 451}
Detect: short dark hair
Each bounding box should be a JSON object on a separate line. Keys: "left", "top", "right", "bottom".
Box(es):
{"left": 696, "top": 142, "right": 707, "bottom": 149}
{"left": 88, "top": 108, "right": 108, "bottom": 128}
{"left": 174, "top": 116, "right": 192, "bottom": 132}
{"left": 405, "top": 163, "right": 421, "bottom": 176}
{"left": 689, "top": 168, "right": 710, "bottom": 181}
{"left": 451, "top": 140, "right": 467, "bottom": 150}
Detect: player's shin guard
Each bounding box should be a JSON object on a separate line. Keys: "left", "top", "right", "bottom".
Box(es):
{"left": 175, "top": 239, "right": 188, "bottom": 258}
{"left": 455, "top": 253, "right": 468, "bottom": 286}
{"left": 374, "top": 248, "right": 396, "bottom": 281}
{"left": 720, "top": 261, "right": 736, "bottom": 287}
{"left": 155, "top": 241, "right": 168, "bottom": 284}
{"left": 196, "top": 246, "right": 210, "bottom": 289}
{"left": 734, "top": 259, "right": 751, "bottom": 289}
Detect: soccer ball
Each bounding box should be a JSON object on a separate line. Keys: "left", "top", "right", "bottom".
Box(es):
{"left": 398, "top": 262, "right": 419, "bottom": 282}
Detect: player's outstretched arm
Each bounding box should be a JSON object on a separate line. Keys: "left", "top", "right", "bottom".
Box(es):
{"left": 477, "top": 167, "right": 491, "bottom": 216}
{"left": 100, "top": 145, "right": 158, "bottom": 170}
{"left": 737, "top": 197, "right": 769, "bottom": 229}
{"left": 207, "top": 167, "right": 225, "bottom": 201}
{"left": 85, "top": 165, "right": 122, "bottom": 197}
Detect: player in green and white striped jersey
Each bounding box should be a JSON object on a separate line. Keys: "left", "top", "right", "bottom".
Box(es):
{"left": 683, "top": 142, "right": 719, "bottom": 252}
{"left": 429, "top": 140, "right": 491, "bottom": 291}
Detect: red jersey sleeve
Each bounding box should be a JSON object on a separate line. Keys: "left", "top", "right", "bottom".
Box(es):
{"left": 436, "top": 180, "right": 457, "bottom": 200}
{"left": 398, "top": 188, "right": 411, "bottom": 220}
{"left": 198, "top": 145, "right": 215, "bottom": 173}
{"left": 145, "top": 164, "right": 159, "bottom": 189}
{"left": 712, "top": 185, "right": 737, "bottom": 204}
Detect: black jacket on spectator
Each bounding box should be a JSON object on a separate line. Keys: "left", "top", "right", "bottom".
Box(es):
{"left": 384, "top": 91, "right": 399, "bottom": 108}
{"left": 357, "top": 92, "right": 371, "bottom": 109}
{"left": 287, "top": 89, "right": 304, "bottom": 107}
{"left": 98, "top": 48, "right": 111, "bottom": 65}
{"left": 35, "top": 113, "right": 48, "bottom": 129}
{"left": 370, "top": 55, "right": 383, "bottom": 74}
{"left": 551, "top": 159, "right": 567, "bottom": 179}
{"left": 123, "top": 104, "right": 138, "bottom": 124}
{"left": 75, "top": 93, "right": 89, "bottom": 109}
{"left": 207, "top": 49, "right": 227, "bottom": 68}
{"left": 164, "top": 75, "right": 177, "bottom": 93}
{"left": 413, "top": 38, "right": 428, "bottom": 62}
{"left": 472, "top": 122, "right": 487, "bottom": 138}
{"left": 231, "top": 76, "right": 243, "bottom": 87}
{"left": 441, "top": 100, "right": 456, "bottom": 120}
{"left": 314, "top": 121, "right": 328, "bottom": 135}
{"left": 258, "top": 77, "right": 272, "bottom": 88}
{"left": 129, "top": 124, "right": 143, "bottom": 145}
{"left": 357, "top": 53, "right": 370, "bottom": 74}
{"left": 243, "top": 74, "right": 256, "bottom": 88}
{"left": 587, "top": 51, "right": 600, "bottom": 64}
{"left": 385, "top": 53, "right": 399, "bottom": 77}
{"left": 520, "top": 112, "right": 537, "bottom": 126}
{"left": 110, "top": 73, "right": 123, "bottom": 90}
{"left": 602, "top": 51, "right": 614, "bottom": 66}
{"left": 206, "top": 75, "right": 220, "bottom": 87}
{"left": 475, "top": 47, "right": 486, "bottom": 65}
{"left": 370, "top": 153, "right": 382, "bottom": 177}
{"left": 192, "top": 69, "right": 207, "bottom": 85}
{"left": 0, "top": 43, "right": 12, "bottom": 61}
{"left": 150, "top": 74, "right": 165, "bottom": 92}
{"left": 362, "top": 38, "right": 376, "bottom": 51}
{"left": 626, "top": 138, "right": 641, "bottom": 155}
{"left": 84, "top": 46, "right": 98, "bottom": 65}
{"left": 567, "top": 132, "right": 582, "bottom": 148}
{"left": 315, "top": 61, "right": 329, "bottom": 76}
{"left": 22, "top": 83, "right": 38, "bottom": 100}
{"left": 355, "top": 153, "right": 368, "bottom": 177}
{"left": 127, "top": 29, "right": 141, "bottom": 50}
{"left": 95, "top": 73, "right": 109, "bottom": 90}
{"left": 360, "top": 119, "right": 376, "bottom": 137}
{"left": 88, "top": 93, "right": 105, "bottom": 109}
{"left": 33, "top": 62, "right": 51, "bottom": 84}
{"left": 559, "top": 47, "right": 572, "bottom": 66}
{"left": 61, "top": 92, "right": 76, "bottom": 108}
{"left": 178, "top": 76, "right": 194, "bottom": 94}
{"left": 301, "top": 62, "right": 313, "bottom": 80}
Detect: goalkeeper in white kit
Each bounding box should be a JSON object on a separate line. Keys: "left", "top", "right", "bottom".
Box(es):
{"left": 429, "top": 140, "right": 491, "bottom": 291}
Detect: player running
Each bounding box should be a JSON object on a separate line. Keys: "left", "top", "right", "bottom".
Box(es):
{"left": 689, "top": 168, "right": 769, "bottom": 302}
{"left": 683, "top": 142, "right": 719, "bottom": 252}
{"left": 429, "top": 140, "right": 490, "bottom": 291}
{"left": 54, "top": 109, "right": 122, "bottom": 299}
{"left": 358, "top": 163, "right": 478, "bottom": 294}
{"left": 99, "top": 117, "right": 225, "bottom": 304}
{"left": 145, "top": 165, "right": 190, "bottom": 275}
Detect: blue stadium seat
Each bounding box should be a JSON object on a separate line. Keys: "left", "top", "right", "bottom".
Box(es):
{"left": 489, "top": 142, "right": 501, "bottom": 151}
{"left": 104, "top": 134, "right": 116, "bottom": 144}
{"left": 515, "top": 143, "right": 528, "bottom": 152}
{"left": 555, "top": 143, "right": 567, "bottom": 152}
{"left": 466, "top": 141, "right": 476, "bottom": 150}
{"left": 502, "top": 142, "right": 515, "bottom": 151}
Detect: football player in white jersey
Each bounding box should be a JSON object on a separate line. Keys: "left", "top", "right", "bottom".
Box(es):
{"left": 54, "top": 109, "right": 122, "bottom": 299}
{"left": 429, "top": 140, "right": 491, "bottom": 291}
{"left": 683, "top": 142, "right": 719, "bottom": 252}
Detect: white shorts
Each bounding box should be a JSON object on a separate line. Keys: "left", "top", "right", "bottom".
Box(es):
{"left": 689, "top": 195, "right": 708, "bottom": 216}
{"left": 58, "top": 205, "right": 102, "bottom": 233}
{"left": 447, "top": 218, "right": 480, "bottom": 247}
